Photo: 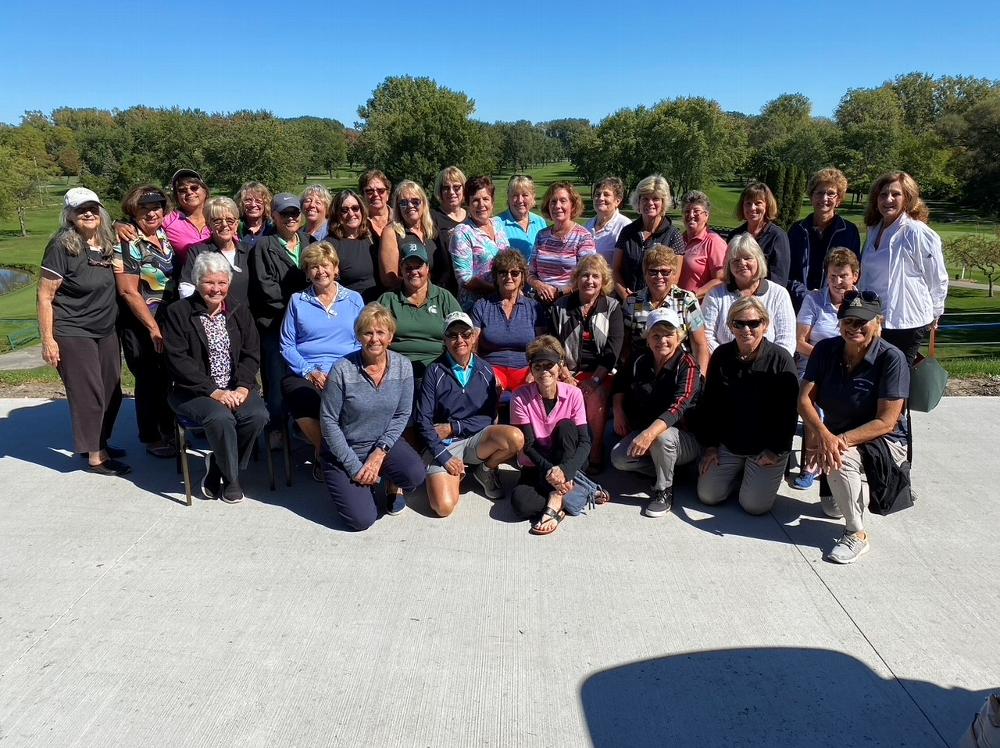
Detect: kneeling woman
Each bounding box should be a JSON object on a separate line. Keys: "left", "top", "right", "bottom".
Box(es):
{"left": 697, "top": 297, "right": 798, "bottom": 515}
{"left": 163, "top": 253, "right": 270, "bottom": 503}
{"left": 799, "top": 291, "right": 909, "bottom": 564}
{"left": 320, "top": 304, "right": 425, "bottom": 530}
{"left": 611, "top": 308, "right": 702, "bottom": 519}
{"left": 416, "top": 312, "right": 524, "bottom": 517}
{"left": 509, "top": 336, "right": 594, "bottom": 535}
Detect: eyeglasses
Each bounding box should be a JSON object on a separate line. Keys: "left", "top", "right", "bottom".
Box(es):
{"left": 211, "top": 218, "right": 238, "bottom": 228}
{"left": 176, "top": 185, "right": 202, "bottom": 195}
{"left": 445, "top": 329, "right": 474, "bottom": 341}
{"left": 242, "top": 197, "right": 264, "bottom": 205}
{"left": 646, "top": 268, "right": 674, "bottom": 277}
{"left": 730, "top": 319, "right": 764, "bottom": 330}
{"left": 364, "top": 187, "right": 387, "bottom": 197}
{"left": 441, "top": 184, "right": 462, "bottom": 194}
{"left": 683, "top": 209, "right": 707, "bottom": 218}
{"left": 530, "top": 360, "right": 557, "bottom": 371}
{"left": 498, "top": 269, "right": 522, "bottom": 278}
{"left": 339, "top": 204, "right": 362, "bottom": 215}
{"left": 278, "top": 210, "right": 301, "bottom": 219}
{"left": 398, "top": 198, "right": 422, "bottom": 209}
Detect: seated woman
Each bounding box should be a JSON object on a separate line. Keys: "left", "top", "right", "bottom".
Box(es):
{"left": 548, "top": 254, "right": 624, "bottom": 473}
{"left": 611, "top": 308, "right": 701, "bottom": 518}
{"left": 622, "top": 244, "right": 710, "bottom": 373}
{"left": 527, "top": 181, "right": 596, "bottom": 303}
{"left": 697, "top": 297, "right": 799, "bottom": 515}
{"left": 180, "top": 197, "right": 251, "bottom": 304}
{"left": 416, "top": 312, "right": 525, "bottom": 517}
{"left": 280, "top": 242, "right": 364, "bottom": 480}
{"left": 701, "top": 234, "right": 796, "bottom": 357}
{"left": 163, "top": 252, "right": 270, "bottom": 503}
{"left": 799, "top": 291, "right": 909, "bottom": 564}
{"left": 319, "top": 304, "right": 425, "bottom": 531}
{"left": 471, "top": 250, "right": 544, "bottom": 393}
{"left": 793, "top": 248, "right": 860, "bottom": 496}
{"left": 378, "top": 237, "right": 461, "bottom": 383}
{"left": 509, "top": 336, "right": 595, "bottom": 536}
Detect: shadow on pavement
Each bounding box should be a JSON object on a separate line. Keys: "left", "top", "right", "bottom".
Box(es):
{"left": 580, "top": 647, "right": 991, "bottom": 747}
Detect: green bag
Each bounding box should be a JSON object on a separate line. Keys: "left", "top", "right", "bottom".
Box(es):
{"left": 909, "top": 329, "right": 948, "bottom": 413}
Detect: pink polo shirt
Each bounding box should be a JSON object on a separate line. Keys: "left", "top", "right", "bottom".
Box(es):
{"left": 163, "top": 210, "right": 212, "bottom": 264}
{"left": 510, "top": 382, "right": 587, "bottom": 468}
{"left": 679, "top": 230, "right": 727, "bottom": 294}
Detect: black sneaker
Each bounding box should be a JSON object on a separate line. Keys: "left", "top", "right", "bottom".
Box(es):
{"left": 221, "top": 478, "right": 244, "bottom": 504}
{"left": 643, "top": 487, "right": 672, "bottom": 518}
{"left": 201, "top": 454, "right": 223, "bottom": 500}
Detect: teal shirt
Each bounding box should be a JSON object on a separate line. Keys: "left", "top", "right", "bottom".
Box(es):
{"left": 447, "top": 351, "right": 476, "bottom": 388}
{"left": 498, "top": 210, "right": 547, "bottom": 263}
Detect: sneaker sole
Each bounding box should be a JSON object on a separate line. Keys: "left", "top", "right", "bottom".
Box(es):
{"left": 201, "top": 455, "right": 220, "bottom": 500}
{"left": 643, "top": 506, "right": 669, "bottom": 518}
{"left": 826, "top": 542, "right": 870, "bottom": 564}
{"left": 220, "top": 494, "right": 244, "bottom": 504}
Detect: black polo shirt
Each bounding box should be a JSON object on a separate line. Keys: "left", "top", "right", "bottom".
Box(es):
{"left": 41, "top": 237, "right": 117, "bottom": 338}
{"left": 804, "top": 336, "right": 909, "bottom": 443}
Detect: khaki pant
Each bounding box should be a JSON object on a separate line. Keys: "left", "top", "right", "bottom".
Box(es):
{"left": 826, "top": 440, "right": 908, "bottom": 533}
{"left": 697, "top": 445, "right": 788, "bottom": 515}
{"left": 611, "top": 427, "right": 701, "bottom": 490}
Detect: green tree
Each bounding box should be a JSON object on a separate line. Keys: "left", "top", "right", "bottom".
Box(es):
{"left": 202, "top": 113, "right": 310, "bottom": 195}
{"left": 0, "top": 127, "right": 54, "bottom": 235}
{"left": 947, "top": 234, "right": 1000, "bottom": 296}
{"left": 286, "top": 117, "right": 347, "bottom": 179}
{"left": 835, "top": 86, "right": 906, "bottom": 193}
{"left": 356, "top": 76, "right": 484, "bottom": 188}
{"left": 954, "top": 93, "right": 1000, "bottom": 215}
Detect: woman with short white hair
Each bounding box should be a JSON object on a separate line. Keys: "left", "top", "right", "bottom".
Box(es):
{"left": 612, "top": 174, "right": 685, "bottom": 300}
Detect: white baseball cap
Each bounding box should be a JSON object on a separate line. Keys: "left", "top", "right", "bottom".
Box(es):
{"left": 64, "top": 187, "right": 103, "bottom": 209}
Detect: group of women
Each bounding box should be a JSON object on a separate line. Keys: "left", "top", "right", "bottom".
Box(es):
{"left": 38, "top": 163, "right": 947, "bottom": 560}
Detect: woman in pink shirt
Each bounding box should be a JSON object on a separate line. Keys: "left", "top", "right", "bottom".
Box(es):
{"left": 678, "top": 190, "right": 727, "bottom": 299}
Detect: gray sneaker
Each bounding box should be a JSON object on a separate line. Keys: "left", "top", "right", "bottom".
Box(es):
{"left": 643, "top": 487, "right": 672, "bottom": 518}
{"left": 826, "top": 532, "right": 870, "bottom": 564}
{"left": 819, "top": 494, "right": 843, "bottom": 519}
{"left": 473, "top": 464, "right": 504, "bottom": 500}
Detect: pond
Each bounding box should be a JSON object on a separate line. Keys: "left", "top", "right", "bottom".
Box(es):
{"left": 0, "top": 267, "right": 33, "bottom": 295}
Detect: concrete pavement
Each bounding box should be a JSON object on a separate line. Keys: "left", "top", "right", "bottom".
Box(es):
{"left": 0, "top": 397, "right": 996, "bottom": 747}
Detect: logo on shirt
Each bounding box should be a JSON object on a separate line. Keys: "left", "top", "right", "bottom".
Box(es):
{"left": 428, "top": 304, "right": 438, "bottom": 315}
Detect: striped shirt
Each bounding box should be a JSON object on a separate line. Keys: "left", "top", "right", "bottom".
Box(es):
{"left": 529, "top": 225, "right": 595, "bottom": 289}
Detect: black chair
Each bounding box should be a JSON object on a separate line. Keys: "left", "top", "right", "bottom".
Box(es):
{"left": 175, "top": 416, "right": 275, "bottom": 505}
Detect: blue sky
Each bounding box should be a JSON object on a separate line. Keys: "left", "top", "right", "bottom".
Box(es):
{"left": 2, "top": 1, "right": 999, "bottom": 127}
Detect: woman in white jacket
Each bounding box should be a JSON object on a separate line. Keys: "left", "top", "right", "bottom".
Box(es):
{"left": 860, "top": 171, "right": 948, "bottom": 367}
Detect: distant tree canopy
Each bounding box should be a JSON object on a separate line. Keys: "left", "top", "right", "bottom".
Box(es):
{"left": 1, "top": 71, "right": 999, "bottom": 228}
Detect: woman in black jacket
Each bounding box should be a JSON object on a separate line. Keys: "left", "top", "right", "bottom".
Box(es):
{"left": 164, "top": 252, "right": 269, "bottom": 503}
{"left": 697, "top": 296, "right": 798, "bottom": 515}
{"left": 729, "top": 182, "right": 791, "bottom": 289}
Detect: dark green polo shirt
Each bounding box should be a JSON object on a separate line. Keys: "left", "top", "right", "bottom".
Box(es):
{"left": 378, "top": 283, "right": 461, "bottom": 370}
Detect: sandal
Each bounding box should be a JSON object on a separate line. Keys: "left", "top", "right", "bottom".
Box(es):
{"left": 529, "top": 507, "right": 565, "bottom": 536}
{"left": 593, "top": 488, "right": 611, "bottom": 505}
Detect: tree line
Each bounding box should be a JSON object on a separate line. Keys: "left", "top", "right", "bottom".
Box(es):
{"left": 1, "top": 72, "right": 999, "bottom": 238}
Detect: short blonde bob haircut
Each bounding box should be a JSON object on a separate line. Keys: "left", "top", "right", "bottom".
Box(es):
{"left": 642, "top": 244, "right": 682, "bottom": 277}
{"left": 203, "top": 196, "right": 240, "bottom": 223}
{"left": 354, "top": 302, "right": 397, "bottom": 340}
{"left": 864, "top": 171, "right": 929, "bottom": 226}
{"left": 807, "top": 168, "right": 848, "bottom": 202}
{"left": 507, "top": 174, "right": 537, "bottom": 203}
{"left": 526, "top": 334, "right": 565, "bottom": 363}
{"left": 541, "top": 181, "right": 584, "bottom": 220}
{"left": 724, "top": 233, "right": 769, "bottom": 286}
{"left": 301, "top": 241, "right": 340, "bottom": 272}
{"left": 736, "top": 181, "right": 779, "bottom": 222}
{"left": 572, "top": 254, "right": 614, "bottom": 296}
{"left": 629, "top": 174, "right": 672, "bottom": 215}
{"left": 727, "top": 296, "right": 770, "bottom": 327}
{"left": 434, "top": 166, "right": 467, "bottom": 203}
{"left": 391, "top": 180, "right": 437, "bottom": 240}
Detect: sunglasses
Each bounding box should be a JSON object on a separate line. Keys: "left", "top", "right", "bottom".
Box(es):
{"left": 398, "top": 198, "right": 422, "bottom": 209}
{"left": 176, "top": 185, "right": 203, "bottom": 195}
{"left": 441, "top": 184, "right": 462, "bottom": 194}
{"left": 445, "top": 329, "right": 474, "bottom": 341}
{"left": 840, "top": 318, "right": 870, "bottom": 330}
{"left": 75, "top": 204, "right": 101, "bottom": 216}
{"left": 278, "top": 210, "right": 301, "bottom": 219}
{"left": 646, "top": 268, "right": 674, "bottom": 277}
{"left": 530, "top": 360, "right": 557, "bottom": 371}
{"left": 498, "top": 269, "right": 522, "bottom": 278}
{"left": 364, "top": 187, "right": 387, "bottom": 197}
{"left": 730, "top": 319, "right": 764, "bottom": 330}
{"left": 339, "top": 204, "right": 362, "bottom": 215}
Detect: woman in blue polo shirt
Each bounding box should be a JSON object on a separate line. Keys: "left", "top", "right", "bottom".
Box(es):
{"left": 497, "top": 175, "right": 546, "bottom": 262}
{"left": 799, "top": 291, "right": 910, "bottom": 565}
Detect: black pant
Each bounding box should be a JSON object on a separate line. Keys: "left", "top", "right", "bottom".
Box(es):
{"left": 169, "top": 391, "right": 269, "bottom": 483}
{"left": 511, "top": 419, "right": 581, "bottom": 519}
{"left": 120, "top": 313, "right": 173, "bottom": 443}
{"left": 882, "top": 325, "right": 931, "bottom": 371}
{"left": 282, "top": 373, "right": 321, "bottom": 420}
{"left": 56, "top": 333, "right": 123, "bottom": 453}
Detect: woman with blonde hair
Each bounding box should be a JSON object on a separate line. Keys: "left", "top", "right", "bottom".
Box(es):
{"left": 180, "top": 196, "right": 252, "bottom": 304}
{"left": 378, "top": 180, "right": 439, "bottom": 289}
{"left": 301, "top": 184, "right": 333, "bottom": 242}
{"left": 235, "top": 181, "right": 274, "bottom": 249}
{"left": 498, "top": 174, "right": 547, "bottom": 261}
{"left": 430, "top": 165, "right": 468, "bottom": 293}
{"left": 859, "top": 171, "right": 947, "bottom": 367}
{"left": 613, "top": 174, "right": 685, "bottom": 300}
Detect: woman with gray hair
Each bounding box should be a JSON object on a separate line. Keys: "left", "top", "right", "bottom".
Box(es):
{"left": 39, "top": 187, "right": 128, "bottom": 475}
{"left": 613, "top": 174, "right": 685, "bottom": 301}
{"left": 697, "top": 296, "right": 798, "bottom": 515}
{"left": 701, "top": 233, "right": 796, "bottom": 356}
{"left": 179, "top": 196, "right": 252, "bottom": 304}
{"left": 163, "top": 252, "right": 269, "bottom": 503}
{"left": 679, "top": 190, "right": 727, "bottom": 299}
{"left": 586, "top": 176, "right": 631, "bottom": 266}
